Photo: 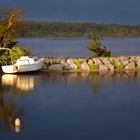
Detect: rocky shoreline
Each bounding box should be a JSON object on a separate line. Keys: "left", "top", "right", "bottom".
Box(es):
{"left": 42, "top": 56, "right": 140, "bottom": 72}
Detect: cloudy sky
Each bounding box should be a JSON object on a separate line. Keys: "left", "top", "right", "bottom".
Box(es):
{"left": 1, "top": 0, "right": 140, "bottom": 25}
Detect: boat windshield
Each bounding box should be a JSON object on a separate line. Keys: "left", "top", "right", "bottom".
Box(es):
{"left": 16, "top": 57, "right": 35, "bottom": 65}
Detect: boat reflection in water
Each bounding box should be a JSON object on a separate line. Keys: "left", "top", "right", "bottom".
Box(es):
{"left": 2, "top": 74, "right": 35, "bottom": 92}
{"left": 0, "top": 74, "right": 35, "bottom": 133}
{"left": 0, "top": 101, "right": 23, "bottom": 133}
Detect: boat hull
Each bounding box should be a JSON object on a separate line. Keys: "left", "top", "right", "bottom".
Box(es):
{"left": 2, "top": 59, "right": 44, "bottom": 74}
{"left": 2, "top": 65, "right": 18, "bottom": 74}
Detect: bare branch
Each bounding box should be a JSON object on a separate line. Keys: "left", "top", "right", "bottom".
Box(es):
{"left": 0, "top": 9, "right": 24, "bottom": 48}
{"left": 0, "top": 47, "right": 11, "bottom": 52}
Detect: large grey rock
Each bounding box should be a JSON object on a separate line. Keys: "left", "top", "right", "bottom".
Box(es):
{"left": 136, "top": 58, "right": 140, "bottom": 69}
{"left": 129, "top": 56, "right": 136, "bottom": 61}
{"left": 81, "top": 61, "right": 90, "bottom": 71}
{"left": 106, "top": 64, "right": 114, "bottom": 71}
{"left": 137, "top": 64, "right": 140, "bottom": 69}
{"left": 135, "top": 57, "right": 140, "bottom": 66}
{"left": 125, "top": 62, "right": 135, "bottom": 69}
{"left": 99, "top": 64, "right": 108, "bottom": 71}
{"left": 92, "top": 58, "right": 102, "bottom": 65}
{"left": 135, "top": 57, "right": 140, "bottom": 62}
{"left": 44, "top": 58, "right": 51, "bottom": 64}
{"left": 121, "top": 60, "right": 129, "bottom": 67}
{"left": 129, "top": 59, "right": 135, "bottom": 64}
{"left": 61, "top": 62, "right": 71, "bottom": 70}
{"left": 113, "top": 57, "right": 120, "bottom": 63}
{"left": 114, "top": 56, "right": 129, "bottom": 62}
{"left": 67, "top": 59, "right": 78, "bottom": 69}
{"left": 42, "top": 63, "right": 49, "bottom": 71}
{"left": 49, "top": 64, "right": 64, "bottom": 71}
{"left": 60, "top": 58, "right": 66, "bottom": 63}
{"left": 100, "top": 58, "right": 110, "bottom": 65}
{"left": 88, "top": 59, "right": 93, "bottom": 65}
{"left": 51, "top": 58, "right": 61, "bottom": 64}
{"left": 78, "top": 58, "right": 86, "bottom": 63}
{"left": 119, "top": 56, "right": 129, "bottom": 61}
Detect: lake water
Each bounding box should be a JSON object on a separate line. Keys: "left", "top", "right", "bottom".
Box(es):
{"left": 19, "top": 38, "right": 140, "bottom": 57}
{"left": 1, "top": 38, "right": 140, "bottom": 140}
{"left": 0, "top": 71, "right": 140, "bottom": 140}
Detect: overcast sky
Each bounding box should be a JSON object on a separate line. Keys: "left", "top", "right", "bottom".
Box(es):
{"left": 1, "top": 0, "right": 140, "bottom": 25}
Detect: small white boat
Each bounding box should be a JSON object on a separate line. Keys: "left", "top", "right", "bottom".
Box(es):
{"left": 1, "top": 56, "right": 44, "bottom": 74}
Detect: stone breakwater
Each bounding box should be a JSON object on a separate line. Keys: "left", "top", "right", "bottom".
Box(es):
{"left": 42, "top": 56, "right": 140, "bottom": 72}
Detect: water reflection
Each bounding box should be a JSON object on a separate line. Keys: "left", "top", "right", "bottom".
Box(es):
{"left": 1, "top": 71, "right": 139, "bottom": 96}
{"left": 0, "top": 71, "right": 140, "bottom": 136}
{"left": 0, "top": 74, "right": 36, "bottom": 133}
{"left": 2, "top": 74, "right": 35, "bottom": 94}
{"left": 0, "top": 91, "right": 23, "bottom": 132}
{"left": 40, "top": 70, "right": 140, "bottom": 95}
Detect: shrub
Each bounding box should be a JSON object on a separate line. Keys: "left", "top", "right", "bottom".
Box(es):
{"left": 112, "top": 61, "right": 123, "bottom": 69}
{"left": 0, "top": 45, "right": 31, "bottom": 65}
{"left": 88, "top": 63, "right": 96, "bottom": 71}
{"left": 87, "top": 34, "right": 112, "bottom": 57}
{"left": 74, "top": 59, "right": 81, "bottom": 69}
{"left": 11, "top": 45, "right": 31, "bottom": 64}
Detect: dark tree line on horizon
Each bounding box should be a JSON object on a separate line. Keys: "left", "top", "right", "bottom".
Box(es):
{"left": 19, "top": 21, "right": 140, "bottom": 38}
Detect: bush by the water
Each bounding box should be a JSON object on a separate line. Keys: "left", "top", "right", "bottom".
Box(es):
{"left": 0, "top": 9, "right": 31, "bottom": 66}
{"left": 87, "top": 34, "right": 112, "bottom": 57}
{"left": 0, "top": 45, "right": 31, "bottom": 66}
{"left": 11, "top": 45, "right": 31, "bottom": 64}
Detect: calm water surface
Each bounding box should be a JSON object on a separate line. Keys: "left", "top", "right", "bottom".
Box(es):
{"left": 19, "top": 38, "right": 140, "bottom": 57}
{"left": 1, "top": 38, "right": 140, "bottom": 139}
{"left": 0, "top": 71, "right": 140, "bottom": 140}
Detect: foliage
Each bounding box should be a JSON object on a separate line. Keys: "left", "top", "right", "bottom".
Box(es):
{"left": 11, "top": 45, "right": 31, "bottom": 64}
{"left": 0, "top": 9, "right": 24, "bottom": 48}
{"left": 87, "top": 34, "right": 112, "bottom": 57}
{"left": 0, "top": 45, "right": 31, "bottom": 65}
{"left": 74, "top": 59, "right": 81, "bottom": 69}
{"left": 0, "top": 9, "right": 31, "bottom": 66}
{"left": 0, "top": 55, "right": 11, "bottom": 65}
{"left": 19, "top": 21, "right": 140, "bottom": 38}
{"left": 88, "top": 63, "right": 96, "bottom": 71}
{"left": 112, "top": 61, "right": 123, "bottom": 69}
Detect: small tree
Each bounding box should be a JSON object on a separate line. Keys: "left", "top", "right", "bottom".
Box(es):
{"left": 0, "top": 9, "right": 24, "bottom": 48}
{"left": 0, "top": 9, "right": 31, "bottom": 66}
{"left": 87, "top": 34, "right": 111, "bottom": 57}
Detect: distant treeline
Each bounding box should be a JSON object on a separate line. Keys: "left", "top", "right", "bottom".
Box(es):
{"left": 19, "top": 21, "right": 140, "bottom": 38}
